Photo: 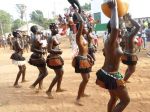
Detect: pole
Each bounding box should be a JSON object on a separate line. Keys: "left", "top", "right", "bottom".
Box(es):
{"left": 0, "top": 23, "right": 4, "bottom": 36}
{"left": 25, "top": 12, "right": 29, "bottom": 35}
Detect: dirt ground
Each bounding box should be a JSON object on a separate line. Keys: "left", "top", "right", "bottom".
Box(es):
{"left": 0, "top": 37, "right": 150, "bottom": 112}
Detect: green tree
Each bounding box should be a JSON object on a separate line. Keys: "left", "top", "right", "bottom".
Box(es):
{"left": 0, "top": 10, "right": 12, "bottom": 35}
{"left": 11, "top": 19, "right": 26, "bottom": 31}
{"left": 81, "top": 3, "right": 91, "bottom": 11}
{"left": 43, "top": 18, "right": 55, "bottom": 29}
{"left": 30, "top": 10, "right": 55, "bottom": 29}
{"left": 64, "top": 3, "right": 91, "bottom": 13}
{"left": 30, "top": 10, "right": 44, "bottom": 26}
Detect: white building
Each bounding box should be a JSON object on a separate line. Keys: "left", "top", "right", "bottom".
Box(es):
{"left": 91, "top": 0, "right": 109, "bottom": 24}
{"left": 91, "top": 0, "right": 109, "bottom": 31}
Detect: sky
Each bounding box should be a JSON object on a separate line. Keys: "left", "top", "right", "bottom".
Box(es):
{"left": 0, "top": 0, "right": 149, "bottom": 21}
{"left": 90, "top": 0, "right": 150, "bottom": 23}
{"left": 0, "top": 0, "right": 90, "bottom": 20}
{"left": 128, "top": 0, "right": 150, "bottom": 18}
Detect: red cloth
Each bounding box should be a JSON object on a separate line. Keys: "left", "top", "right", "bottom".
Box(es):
{"left": 60, "top": 28, "right": 67, "bottom": 36}
{"left": 137, "top": 37, "right": 143, "bottom": 46}
{"left": 88, "top": 17, "right": 94, "bottom": 24}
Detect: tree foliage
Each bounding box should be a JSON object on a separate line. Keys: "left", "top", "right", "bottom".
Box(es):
{"left": 81, "top": 3, "right": 91, "bottom": 11}
{"left": 0, "top": 10, "right": 12, "bottom": 35}
{"left": 64, "top": 3, "right": 91, "bottom": 13}
{"left": 30, "top": 10, "right": 55, "bottom": 29}
{"left": 11, "top": 19, "right": 26, "bottom": 31}
{"left": 43, "top": 18, "right": 55, "bottom": 29}
{"left": 30, "top": 10, "right": 44, "bottom": 26}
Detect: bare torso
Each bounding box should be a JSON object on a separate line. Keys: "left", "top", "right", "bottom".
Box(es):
{"left": 31, "top": 34, "right": 43, "bottom": 54}
{"left": 13, "top": 38, "right": 24, "bottom": 53}
{"left": 102, "top": 36, "right": 123, "bottom": 73}
{"left": 47, "top": 35, "right": 62, "bottom": 56}
{"left": 77, "top": 35, "right": 88, "bottom": 56}
{"left": 124, "top": 35, "right": 136, "bottom": 54}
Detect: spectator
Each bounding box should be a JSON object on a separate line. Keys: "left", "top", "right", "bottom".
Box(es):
{"left": 146, "top": 23, "right": 150, "bottom": 56}
{"left": 141, "top": 26, "right": 147, "bottom": 49}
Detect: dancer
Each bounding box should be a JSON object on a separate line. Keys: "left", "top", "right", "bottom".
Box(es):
{"left": 121, "top": 13, "right": 140, "bottom": 82}
{"left": 96, "top": 0, "right": 130, "bottom": 112}
{"left": 87, "top": 26, "right": 96, "bottom": 62}
{"left": 67, "top": 14, "right": 77, "bottom": 48}
{"left": 23, "top": 35, "right": 30, "bottom": 53}
{"left": 46, "top": 23, "right": 65, "bottom": 99}
{"left": 40, "top": 35, "right": 48, "bottom": 56}
{"left": 72, "top": 12, "right": 93, "bottom": 106}
{"left": 7, "top": 34, "right": 13, "bottom": 50}
{"left": 10, "top": 31, "right": 26, "bottom": 88}
{"left": 29, "top": 25, "right": 48, "bottom": 90}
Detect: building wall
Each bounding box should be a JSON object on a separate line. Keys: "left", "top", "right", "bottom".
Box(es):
{"left": 91, "top": 0, "right": 109, "bottom": 31}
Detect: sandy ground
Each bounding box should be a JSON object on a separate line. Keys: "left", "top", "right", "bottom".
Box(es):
{"left": 0, "top": 37, "right": 150, "bottom": 112}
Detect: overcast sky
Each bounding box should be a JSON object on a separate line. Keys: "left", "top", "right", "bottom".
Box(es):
{"left": 129, "top": 0, "right": 150, "bottom": 18}
{"left": 0, "top": 0, "right": 90, "bottom": 20}
{"left": 0, "top": 0, "right": 149, "bottom": 20}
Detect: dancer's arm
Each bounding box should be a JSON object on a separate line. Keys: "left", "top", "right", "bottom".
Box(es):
{"left": 87, "top": 27, "right": 93, "bottom": 44}
{"left": 31, "top": 46, "right": 43, "bottom": 54}
{"left": 75, "top": 13, "right": 84, "bottom": 47}
{"left": 127, "top": 14, "right": 140, "bottom": 41}
{"left": 109, "top": 0, "right": 119, "bottom": 46}
{"left": 16, "top": 38, "right": 24, "bottom": 51}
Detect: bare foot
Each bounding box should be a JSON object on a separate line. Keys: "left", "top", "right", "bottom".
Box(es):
{"left": 29, "top": 85, "right": 35, "bottom": 89}
{"left": 21, "top": 80, "right": 28, "bottom": 83}
{"left": 75, "top": 99, "right": 84, "bottom": 106}
{"left": 35, "top": 88, "right": 43, "bottom": 93}
{"left": 14, "top": 84, "right": 22, "bottom": 88}
{"left": 81, "top": 94, "right": 90, "bottom": 97}
{"left": 38, "top": 86, "right": 43, "bottom": 90}
{"left": 46, "top": 91, "right": 54, "bottom": 99}
{"left": 56, "top": 89, "right": 66, "bottom": 92}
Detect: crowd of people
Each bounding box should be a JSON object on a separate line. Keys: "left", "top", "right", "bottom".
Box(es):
{"left": 0, "top": 0, "right": 149, "bottom": 111}
{"left": 0, "top": 33, "right": 31, "bottom": 52}
{"left": 9, "top": 0, "right": 98, "bottom": 106}
{"left": 137, "top": 18, "right": 150, "bottom": 56}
